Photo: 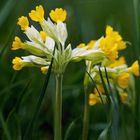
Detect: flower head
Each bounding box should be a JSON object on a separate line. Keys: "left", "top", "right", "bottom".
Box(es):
{"left": 129, "top": 60, "right": 139, "bottom": 76}
{"left": 17, "top": 16, "right": 29, "bottom": 31}
{"left": 12, "top": 57, "right": 23, "bottom": 70}
{"left": 11, "top": 36, "right": 23, "bottom": 50}
{"left": 117, "top": 72, "right": 130, "bottom": 88}
{"left": 49, "top": 8, "right": 67, "bottom": 23}
{"left": 89, "top": 93, "right": 100, "bottom": 106}
{"left": 29, "top": 5, "right": 44, "bottom": 23}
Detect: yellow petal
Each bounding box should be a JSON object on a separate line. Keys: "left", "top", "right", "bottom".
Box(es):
{"left": 29, "top": 5, "right": 44, "bottom": 23}
{"left": 17, "top": 16, "right": 29, "bottom": 31}
{"left": 129, "top": 60, "right": 139, "bottom": 76}
{"left": 12, "top": 57, "right": 23, "bottom": 70}
{"left": 11, "top": 36, "right": 23, "bottom": 50}
{"left": 49, "top": 8, "right": 67, "bottom": 23}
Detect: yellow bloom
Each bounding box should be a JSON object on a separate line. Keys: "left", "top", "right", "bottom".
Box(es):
{"left": 41, "top": 66, "right": 48, "bottom": 74}
{"left": 87, "top": 40, "right": 96, "bottom": 49}
{"left": 89, "top": 93, "right": 100, "bottom": 106}
{"left": 49, "top": 8, "right": 67, "bottom": 23}
{"left": 77, "top": 43, "right": 86, "bottom": 48}
{"left": 105, "top": 25, "right": 126, "bottom": 50}
{"left": 11, "top": 36, "right": 23, "bottom": 50}
{"left": 40, "top": 31, "right": 47, "bottom": 42}
{"left": 117, "top": 72, "right": 130, "bottom": 88}
{"left": 12, "top": 57, "right": 23, "bottom": 70}
{"left": 29, "top": 5, "right": 44, "bottom": 23}
{"left": 129, "top": 60, "right": 139, "bottom": 76}
{"left": 119, "top": 92, "right": 128, "bottom": 103}
{"left": 100, "top": 37, "right": 118, "bottom": 61}
{"left": 17, "top": 16, "right": 29, "bottom": 31}
{"left": 107, "top": 56, "right": 126, "bottom": 68}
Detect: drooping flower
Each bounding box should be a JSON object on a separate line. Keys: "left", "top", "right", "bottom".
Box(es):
{"left": 128, "top": 60, "right": 139, "bottom": 76}
{"left": 117, "top": 72, "right": 130, "bottom": 88}
{"left": 11, "top": 36, "right": 24, "bottom": 50}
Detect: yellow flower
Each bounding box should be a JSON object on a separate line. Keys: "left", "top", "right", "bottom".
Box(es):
{"left": 17, "top": 16, "right": 29, "bottom": 31}
{"left": 49, "top": 8, "right": 67, "bottom": 23}
{"left": 100, "top": 37, "right": 118, "bottom": 61}
{"left": 117, "top": 72, "right": 130, "bottom": 88}
{"left": 40, "top": 31, "right": 47, "bottom": 42}
{"left": 41, "top": 66, "right": 48, "bottom": 74}
{"left": 12, "top": 57, "right": 23, "bottom": 70}
{"left": 87, "top": 40, "right": 96, "bottom": 49}
{"left": 11, "top": 36, "right": 23, "bottom": 50}
{"left": 119, "top": 92, "right": 128, "bottom": 103}
{"left": 89, "top": 93, "right": 100, "bottom": 106}
{"left": 77, "top": 43, "right": 86, "bottom": 48}
{"left": 29, "top": 5, "right": 44, "bottom": 23}
{"left": 105, "top": 25, "right": 126, "bottom": 50}
{"left": 129, "top": 60, "right": 139, "bottom": 76}
{"left": 107, "top": 56, "right": 126, "bottom": 68}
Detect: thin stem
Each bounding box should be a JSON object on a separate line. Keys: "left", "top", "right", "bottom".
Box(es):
{"left": 54, "top": 74, "right": 63, "bottom": 140}
{"left": 82, "top": 72, "right": 91, "bottom": 140}
{"left": 82, "top": 85, "right": 90, "bottom": 140}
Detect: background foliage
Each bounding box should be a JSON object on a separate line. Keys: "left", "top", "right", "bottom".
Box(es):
{"left": 0, "top": 0, "right": 140, "bottom": 139}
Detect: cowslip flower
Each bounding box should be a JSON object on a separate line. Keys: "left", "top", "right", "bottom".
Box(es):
{"left": 12, "top": 5, "right": 106, "bottom": 75}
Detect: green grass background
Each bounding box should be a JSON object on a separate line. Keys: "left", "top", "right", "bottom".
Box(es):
{"left": 0, "top": 0, "right": 140, "bottom": 139}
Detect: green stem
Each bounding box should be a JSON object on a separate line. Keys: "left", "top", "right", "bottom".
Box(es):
{"left": 82, "top": 86, "right": 90, "bottom": 140}
{"left": 54, "top": 74, "right": 63, "bottom": 140}
{"left": 82, "top": 70, "right": 91, "bottom": 140}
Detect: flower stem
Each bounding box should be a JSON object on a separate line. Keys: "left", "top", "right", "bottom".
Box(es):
{"left": 82, "top": 86, "right": 90, "bottom": 140}
{"left": 54, "top": 74, "right": 63, "bottom": 140}
{"left": 82, "top": 72, "right": 91, "bottom": 140}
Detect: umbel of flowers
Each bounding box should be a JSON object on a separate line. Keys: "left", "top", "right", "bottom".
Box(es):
{"left": 79, "top": 26, "right": 139, "bottom": 140}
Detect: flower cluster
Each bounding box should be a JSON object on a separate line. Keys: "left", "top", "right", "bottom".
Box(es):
{"left": 80, "top": 26, "right": 140, "bottom": 106}
{"left": 12, "top": 5, "right": 105, "bottom": 75}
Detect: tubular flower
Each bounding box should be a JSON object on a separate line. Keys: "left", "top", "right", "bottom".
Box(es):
{"left": 117, "top": 72, "right": 130, "bottom": 88}
{"left": 12, "top": 57, "right": 23, "bottom": 70}
{"left": 105, "top": 25, "right": 127, "bottom": 50}
{"left": 99, "top": 36, "right": 118, "bottom": 61}
{"left": 17, "top": 16, "right": 29, "bottom": 31}
{"left": 89, "top": 93, "right": 101, "bottom": 106}
{"left": 11, "top": 36, "right": 23, "bottom": 50}
{"left": 29, "top": 5, "right": 44, "bottom": 23}
{"left": 49, "top": 8, "right": 67, "bottom": 23}
{"left": 128, "top": 60, "right": 139, "bottom": 76}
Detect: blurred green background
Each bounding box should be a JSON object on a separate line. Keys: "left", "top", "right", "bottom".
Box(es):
{"left": 0, "top": 0, "right": 140, "bottom": 139}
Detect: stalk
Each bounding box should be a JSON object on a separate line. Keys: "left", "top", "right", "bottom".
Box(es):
{"left": 82, "top": 86, "right": 90, "bottom": 140}
{"left": 82, "top": 72, "right": 91, "bottom": 140}
{"left": 54, "top": 74, "right": 63, "bottom": 140}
